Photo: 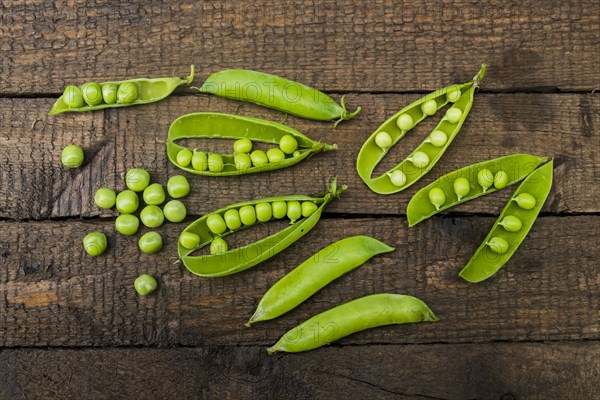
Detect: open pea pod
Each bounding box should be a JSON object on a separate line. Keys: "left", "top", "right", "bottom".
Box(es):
{"left": 167, "top": 112, "right": 336, "bottom": 176}
{"left": 406, "top": 154, "right": 549, "bottom": 226}
{"left": 459, "top": 161, "right": 553, "bottom": 283}
{"left": 356, "top": 64, "right": 486, "bottom": 194}
{"left": 178, "top": 180, "right": 346, "bottom": 277}
{"left": 49, "top": 65, "right": 194, "bottom": 115}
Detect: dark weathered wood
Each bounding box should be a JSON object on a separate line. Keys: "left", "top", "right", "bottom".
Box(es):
{"left": 0, "top": 93, "right": 597, "bottom": 219}
{"left": 0, "top": 343, "right": 598, "bottom": 400}
{"left": 0, "top": 216, "right": 597, "bottom": 347}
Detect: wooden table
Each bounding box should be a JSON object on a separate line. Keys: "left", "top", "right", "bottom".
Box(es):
{"left": 1, "top": 1, "right": 598, "bottom": 399}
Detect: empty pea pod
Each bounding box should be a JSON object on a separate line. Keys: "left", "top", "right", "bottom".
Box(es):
{"left": 267, "top": 293, "right": 438, "bottom": 354}
{"left": 167, "top": 113, "right": 336, "bottom": 176}
{"left": 247, "top": 236, "right": 395, "bottom": 326}
{"left": 198, "top": 69, "right": 360, "bottom": 127}
{"left": 356, "top": 64, "right": 486, "bottom": 194}
{"left": 459, "top": 161, "right": 553, "bottom": 282}
{"left": 178, "top": 180, "right": 346, "bottom": 277}
{"left": 49, "top": 65, "right": 194, "bottom": 114}
{"left": 406, "top": 154, "right": 548, "bottom": 226}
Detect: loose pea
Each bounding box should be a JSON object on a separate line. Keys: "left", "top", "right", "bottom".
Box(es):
{"left": 255, "top": 203, "right": 273, "bottom": 222}
{"left": 446, "top": 86, "right": 462, "bottom": 102}
{"left": 387, "top": 170, "right": 407, "bottom": 187}
{"left": 233, "top": 138, "right": 253, "bottom": 154}
{"left": 61, "top": 144, "right": 84, "bottom": 168}
{"left": 140, "top": 205, "right": 164, "bottom": 228}
{"left": 267, "top": 148, "right": 286, "bottom": 163}
{"left": 239, "top": 205, "right": 257, "bottom": 226}
{"left": 81, "top": 82, "right": 103, "bottom": 106}
{"left": 163, "top": 200, "right": 186, "bottom": 223}
{"left": 409, "top": 151, "right": 430, "bottom": 168}
{"left": 514, "top": 193, "right": 537, "bottom": 210}
{"left": 272, "top": 201, "right": 287, "bottom": 219}
{"left": 301, "top": 202, "right": 318, "bottom": 218}
{"left": 83, "top": 231, "right": 107, "bottom": 256}
{"left": 287, "top": 201, "right": 302, "bottom": 222}
{"left": 134, "top": 274, "right": 158, "bottom": 296}
{"left": 487, "top": 237, "right": 509, "bottom": 254}
{"left": 101, "top": 83, "right": 118, "bottom": 104}
{"left": 206, "top": 213, "right": 227, "bottom": 234}
{"left": 477, "top": 169, "right": 494, "bottom": 192}
{"left": 94, "top": 187, "right": 116, "bottom": 209}
{"left": 167, "top": 175, "right": 190, "bottom": 198}
{"left": 499, "top": 215, "right": 523, "bottom": 232}
{"left": 234, "top": 153, "right": 252, "bottom": 171}
{"left": 175, "top": 149, "right": 193, "bottom": 167}
{"left": 494, "top": 170, "right": 509, "bottom": 189}
{"left": 143, "top": 183, "right": 166, "bottom": 205}
{"left": 208, "top": 153, "right": 224, "bottom": 172}
{"left": 63, "top": 85, "right": 84, "bottom": 108}
{"left": 445, "top": 107, "right": 463, "bottom": 123}
{"left": 192, "top": 150, "right": 208, "bottom": 171}
{"left": 375, "top": 131, "right": 392, "bottom": 149}
{"left": 250, "top": 150, "right": 269, "bottom": 167}
{"left": 210, "top": 237, "right": 228, "bottom": 255}
{"left": 428, "top": 188, "right": 445, "bottom": 210}
{"left": 224, "top": 209, "right": 242, "bottom": 230}
{"left": 280, "top": 135, "right": 298, "bottom": 154}
{"left": 138, "top": 231, "right": 163, "bottom": 254}
{"left": 117, "top": 82, "right": 138, "bottom": 104}
{"left": 115, "top": 190, "right": 139, "bottom": 214}
{"left": 125, "top": 168, "right": 150, "bottom": 192}
{"left": 115, "top": 214, "right": 139, "bottom": 236}
{"left": 179, "top": 232, "right": 200, "bottom": 249}
{"left": 421, "top": 99, "right": 437, "bottom": 116}
{"left": 453, "top": 177, "right": 470, "bottom": 200}
{"left": 427, "top": 130, "right": 448, "bottom": 147}
{"left": 396, "top": 114, "right": 414, "bottom": 131}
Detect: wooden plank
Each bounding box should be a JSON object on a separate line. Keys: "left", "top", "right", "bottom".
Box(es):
{"left": 0, "top": 93, "right": 597, "bottom": 219}
{"left": 0, "top": 216, "right": 597, "bottom": 347}
{"left": 0, "top": 343, "right": 598, "bottom": 400}
{"left": 0, "top": 1, "right": 598, "bottom": 94}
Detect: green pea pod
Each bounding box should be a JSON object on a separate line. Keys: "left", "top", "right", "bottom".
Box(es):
{"left": 167, "top": 113, "right": 336, "bottom": 176}
{"left": 198, "top": 69, "right": 360, "bottom": 127}
{"left": 407, "top": 154, "right": 549, "bottom": 227}
{"left": 267, "top": 293, "right": 438, "bottom": 354}
{"left": 459, "top": 161, "right": 553, "bottom": 283}
{"left": 356, "top": 64, "right": 487, "bottom": 194}
{"left": 49, "top": 65, "right": 194, "bottom": 115}
{"left": 179, "top": 180, "right": 346, "bottom": 277}
{"left": 247, "top": 236, "right": 395, "bottom": 326}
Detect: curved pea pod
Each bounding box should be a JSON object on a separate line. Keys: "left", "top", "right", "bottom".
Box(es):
{"left": 459, "top": 161, "right": 553, "bottom": 283}
{"left": 406, "top": 154, "right": 549, "bottom": 226}
{"left": 167, "top": 112, "right": 336, "bottom": 176}
{"left": 178, "top": 180, "right": 346, "bottom": 277}
{"left": 198, "top": 69, "right": 360, "bottom": 127}
{"left": 267, "top": 293, "right": 438, "bottom": 354}
{"left": 49, "top": 65, "right": 194, "bottom": 115}
{"left": 356, "top": 64, "right": 487, "bottom": 194}
{"left": 247, "top": 236, "right": 395, "bottom": 326}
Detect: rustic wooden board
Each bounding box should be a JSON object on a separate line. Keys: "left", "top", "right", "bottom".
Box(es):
{"left": 1, "top": 216, "right": 597, "bottom": 347}
{"left": 0, "top": 343, "right": 598, "bottom": 400}
{"left": 0, "top": 93, "right": 597, "bottom": 219}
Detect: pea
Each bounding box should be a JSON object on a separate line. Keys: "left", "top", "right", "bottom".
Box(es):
{"left": 176, "top": 149, "right": 193, "bottom": 167}
{"left": 396, "top": 114, "right": 413, "bottom": 131}
{"left": 445, "top": 107, "right": 463, "bottom": 124}
{"left": 61, "top": 144, "right": 84, "bottom": 168}
{"left": 94, "top": 187, "right": 117, "bottom": 209}
{"left": 134, "top": 274, "right": 158, "bottom": 296}
{"left": 387, "top": 170, "right": 407, "bottom": 187}
{"left": 255, "top": 202, "right": 273, "bottom": 222}
{"left": 79, "top": 82, "right": 102, "bottom": 106}
{"left": 208, "top": 153, "right": 224, "bottom": 172}
{"left": 453, "top": 177, "right": 470, "bottom": 201}
{"left": 421, "top": 99, "right": 437, "bottom": 116}
{"left": 446, "top": 86, "right": 462, "bottom": 102}
{"left": 125, "top": 168, "right": 150, "bottom": 192}
{"left": 233, "top": 138, "right": 252, "bottom": 154}
{"left": 140, "top": 205, "right": 164, "bottom": 228}
{"left": 163, "top": 200, "right": 187, "bottom": 223}
{"left": 234, "top": 153, "right": 252, "bottom": 171}
{"left": 115, "top": 190, "right": 139, "bottom": 214}
{"left": 117, "top": 82, "right": 138, "bottom": 104}
{"left": 514, "top": 193, "right": 537, "bottom": 210}
{"left": 115, "top": 214, "right": 140, "bottom": 236}
{"left": 83, "top": 231, "right": 107, "bottom": 256}
{"left": 499, "top": 215, "right": 523, "bottom": 232}
{"left": 143, "top": 183, "right": 166, "bottom": 205}
{"left": 477, "top": 169, "right": 494, "bottom": 192}
{"left": 427, "top": 130, "right": 448, "bottom": 148}
{"left": 206, "top": 213, "right": 227, "bottom": 234}
{"left": 375, "top": 131, "right": 392, "bottom": 149}
{"left": 138, "top": 231, "right": 163, "bottom": 254}
{"left": 428, "top": 188, "right": 445, "bottom": 210}
{"left": 224, "top": 209, "right": 242, "bottom": 230}
{"left": 287, "top": 201, "right": 302, "bottom": 222}
{"left": 292, "top": 150, "right": 302, "bottom": 158}
{"left": 494, "top": 170, "right": 509, "bottom": 189}
{"left": 210, "top": 237, "right": 228, "bottom": 255}
{"left": 272, "top": 201, "right": 287, "bottom": 219}
{"left": 101, "top": 83, "right": 118, "bottom": 104}
{"left": 239, "top": 205, "right": 257, "bottom": 226}
{"left": 408, "top": 151, "right": 430, "bottom": 168}
{"left": 267, "top": 148, "right": 286, "bottom": 163}
{"left": 301, "top": 202, "right": 318, "bottom": 218}
{"left": 280, "top": 135, "right": 298, "bottom": 154}
{"left": 250, "top": 150, "right": 269, "bottom": 167}
{"left": 192, "top": 150, "right": 208, "bottom": 171}
{"left": 167, "top": 175, "right": 190, "bottom": 198}
{"left": 62, "top": 85, "right": 84, "bottom": 108}
{"left": 487, "top": 237, "right": 509, "bottom": 254}
{"left": 179, "top": 232, "right": 200, "bottom": 250}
